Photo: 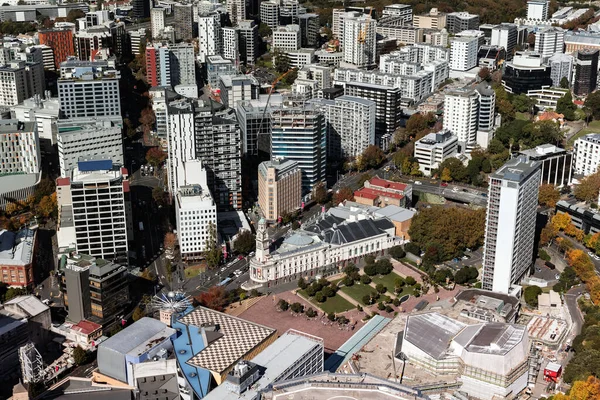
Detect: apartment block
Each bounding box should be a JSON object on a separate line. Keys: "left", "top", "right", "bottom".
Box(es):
{"left": 450, "top": 36, "right": 478, "bottom": 71}
{"left": 38, "top": 28, "right": 75, "bottom": 70}
{"left": 446, "top": 12, "right": 479, "bottom": 34}
{"left": 575, "top": 134, "right": 600, "bottom": 176}
{"left": 414, "top": 130, "right": 459, "bottom": 175}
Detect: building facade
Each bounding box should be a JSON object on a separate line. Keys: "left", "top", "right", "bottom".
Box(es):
{"left": 0, "top": 228, "right": 37, "bottom": 288}
{"left": 446, "top": 12, "right": 479, "bottom": 34}
{"left": 573, "top": 49, "right": 599, "bottom": 96}
{"left": 173, "top": 4, "right": 193, "bottom": 41}
{"left": 342, "top": 14, "right": 377, "bottom": 68}
{"left": 575, "top": 134, "right": 600, "bottom": 176}
{"left": 258, "top": 159, "right": 302, "bottom": 222}
{"left": 517, "top": 144, "right": 572, "bottom": 187}
{"left": 535, "top": 27, "right": 565, "bottom": 60}
{"left": 527, "top": 0, "right": 549, "bottom": 20}
{"left": 38, "top": 28, "right": 75, "bottom": 70}
{"left": 414, "top": 130, "right": 459, "bottom": 175}
{"left": 450, "top": 37, "right": 478, "bottom": 71}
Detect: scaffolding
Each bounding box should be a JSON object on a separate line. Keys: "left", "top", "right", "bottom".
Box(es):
{"left": 19, "top": 343, "right": 44, "bottom": 384}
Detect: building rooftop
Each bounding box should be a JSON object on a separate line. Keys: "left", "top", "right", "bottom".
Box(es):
{"left": 178, "top": 306, "right": 277, "bottom": 374}
{"left": 99, "top": 317, "right": 175, "bottom": 358}
{"left": 453, "top": 322, "right": 526, "bottom": 355}
{"left": 4, "top": 295, "right": 48, "bottom": 317}
{"left": 368, "top": 177, "right": 408, "bottom": 192}
{"left": 374, "top": 205, "right": 416, "bottom": 222}
{"left": 354, "top": 187, "right": 404, "bottom": 201}
{"left": 491, "top": 156, "right": 540, "bottom": 183}
{"left": 71, "top": 319, "right": 102, "bottom": 335}
{"left": 72, "top": 160, "right": 124, "bottom": 183}
{"left": 0, "top": 228, "right": 36, "bottom": 267}
{"left": 518, "top": 143, "right": 567, "bottom": 159}
{"left": 0, "top": 172, "right": 41, "bottom": 195}
{"left": 0, "top": 119, "right": 35, "bottom": 134}
{"left": 404, "top": 312, "right": 466, "bottom": 360}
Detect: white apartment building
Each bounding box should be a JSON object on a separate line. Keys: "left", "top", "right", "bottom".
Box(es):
{"left": 482, "top": 157, "right": 541, "bottom": 294}
{"left": 57, "top": 117, "right": 124, "bottom": 177}
{"left": 13, "top": 95, "right": 60, "bottom": 147}
{"left": 166, "top": 100, "right": 196, "bottom": 195}
{"left": 443, "top": 88, "right": 479, "bottom": 151}
{"left": 222, "top": 27, "right": 240, "bottom": 62}
{"left": 0, "top": 62, "right": 28, "bottom": 106}
{"left": 376, "top": 25, "right": 423, "bottom": 45}
{"left": 527, "top": 0, "right": 549, "bottom": 20}
{"left": 198, "top": 13, "right": 221, "bottom": 63}
{"left": 491, "top": 24, "right": 517, "bottom": 60}
{"left": 549, "top": 53, "right": 573, "bottom": 87}
{"left": 382, "top": 4, "right": 412, "bottom": 23}
{"left": 0, "top": 120, "right": 39, "bottom": 176}
{"left": 227, "top": 0, "right": 246, "bottom": 25}
{"left": 175, "top": 161, "right": 217, "bottom": 260}
{"left": 58, "top": 58, "right": 121, "bottom": 118}
{"left": 57, "top": 159, "right": 130, "bottom": 265}
{"left": 574, "top": 134, "right": 600, "bottom": 176}
{"left": 414, "top": 130, "right": 458, "bottom": 175}
{"left": 308, "top": 95, "right": 376, "bottom": 159}
{"left": 342, "top": 14, "right": 377, "bottom": 68}
{"left": 218, "top": 75, "right": 259, "bottom": 107}
{"left": 287, "top": 49, "right": 315, "bottom": 68}
{"left": 272, "top": 24, "right": 301, "bottom": 51}
{"left": 297, "top": 64, "right": 331, "bottom": 90}
{"left": 260, "top": 1, "right": 279, "bottom": 29}
{"left": 151, "top": 7, "right": 165, "bottom": 38}
{"left": 450, "top": 36, "right": 478, "bottom": 71}
{"left": 535, "top": 27, "right": 565, "bottom": 60}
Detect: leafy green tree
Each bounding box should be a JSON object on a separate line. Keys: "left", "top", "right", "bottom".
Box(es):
{"left": 315, "top": 291, "right": 325, "bottom": 302}
{"left": 306, "top": 308, "right": 317, "bottom": 317}
{"left": 360, "top": 275, "right": 371, "bottom": 284}
{"left": 298, "top": 277, "right": 307, "bottom": 290}
{"left": 438, "top": 158, "right": 468, "bottom": 182}
{"left": 72, "top": 346, "right": 88, "bottom": 366}
{"left": 556, "top": 91, "right": 577, "bottom": 120}
{"left": 364, "top": 263, "right": 377, "bottom": 276}
{"left": 258, "top": 22, "right": 272, "bottom": 37}
{"left": 487, "top": 138, "right": 506, "bottom": 155}
{"left": 513, "top": 93, "right": 534, "bottom": 113}
{"left": 375, "top": 259, "right": 393, "bottom": 275}
{"left": 375, "top": 283, "right": 387, "bottom": 293}
{"left": 405, "top": 276, "right": 416, "bottom": 286}
{"left": 203, "top": 222, "right": 223, "bottom": 269}
{"left": 560, "top": 77, "right": 569, "bottom": 89}
{"left": 233, "top": 230, "right": 255, "bottom": 255}
{"left": 524, "top": 285, "right": 543, "bottom": 307}
{"left": 278, "top": 299, "right": 289, "bottom": 311}
{"left": 389, "top": 245, "right": 405, "bottom": 259}
{"left": 362, "top": 294, "right": 372, "bottom": 305}
{"left": 404, "top": 242, "right": 420, "bottom": 256}
{"left": 584, "top": 91, "right": 600, "bottom": 120}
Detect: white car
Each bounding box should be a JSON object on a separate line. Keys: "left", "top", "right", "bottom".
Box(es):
{"left": 588, "top": 251, "right": 595, "bottom": 257}
{"left": 414, "top": 181, "right": 422, "bottom": 185}
{"left": 594, "top": 254, "right": 600, "bottom": 261}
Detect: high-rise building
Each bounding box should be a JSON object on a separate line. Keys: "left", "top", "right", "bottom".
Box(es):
{"left": 280, "top": 0, "right": 307, "bottom": 24}
{"left": 502, "top": 52, "right": 552, "bottom": 94}
{"left": 62, "top": 253, "right": 129, "bottom": 328}
{"left": 527, "top": 0, "right": 549, "bottom": 20}
{"left": 175, "top": 161, "right": 217, "bottom": 260}
{"left": 272, "top": 24, "right": 301, "bottom": 51}
{"left": 227, "top": 0, "right": 246, "bottom": 25}
{"left": 38, "top": 28, "right": 75, "bottom": 70}
{"left": 58, "top": 58, "right": 121, "bottom": 118}
{"left": 271, "top": 101, "right": 326, "bottom": 193}
{"left": 198, "top": 13, "right": 222, "bottom": 63}
{"left": 414, "top": 130, "right": 459, "bottom": 175}
{"left": 174, "top": 4, "right": 194, "bottom": 41}
{"left": 482, "top": 157, "right": 541, "bottom": 294}
{"left": 446, "top": 12, "right": 479, "bottom": 34}
{"left": 151, "top": 7, "right": 165, "bottom": 38}
{"left": 382, "top": 4, "right": 412, "bottom": 23}
{"left": 166, "top": 100, "right": 196, "bottom": 195}
{"left": 258, "top": 159, "right": 302, "bottom": 222}
{"left": 13, "top": 95, "right": 60, "bottom": 152}
{"left": 450, "top": 36, "right": 478, "bottom": 71}
{"left": 299, "top": 13, "right": 319, "bottom": 48}
{"left": 129, "top": 28, "right": 147, "bottom": 55}
{"left": 206, "top": 55, "right": 237, "bottom": 88}
{"left": 342, "top": 14, "right": 377, "bottom": 68}
{"left": 145, "top": 42, "right": 171, "bottom": 87}
{"left": 75, "top": 22, "right": 129, "bottom": 62}
{"left": 549, "top": 53, "right": 573, "bottom": 87}
{"left": 218, "top": 75, "right": 259, "bottom": 107}
{"left": 309, "top": 95, "right": 376, "bottom": 160}
{"left": 56, "top": 160, "right": 130, "bottom": 265}
{"left": 534, "top": 27, "right": 565, "bottom": 60}
{"left": 0, "top": 62, "right": 29, "bottom": 106}
{"left": 238, "top": 20, "right": 259, "bottom": 65}
{"left": 574, "top": 134, "right": 600, "bottom": 176}
{"left": 260, "top": 1, "right": 279, "bottom": 29}
{"left": 517, "top": 144, "right": 573, "bottom": 188}
{"left": 236, "top": 100, "right": 271, "bottom": 157}
{"left": 132, "top": 0, "right": 150, "bottom": 19}
{"left": 169, "top": 42, "right": 196, "bottom": 86}
{"left": 491, "top": 23, "right": 517, "bottom": 60}
{"left": 222, "top": 27, "right": 240, "bottom": 63}
{"left": 57, "top": 117, "right": 124, "bottom": 178}
{"left": 574, "top": 49, "right": 599, "bottom": 96}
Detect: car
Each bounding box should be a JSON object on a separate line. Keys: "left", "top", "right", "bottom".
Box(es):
{"left": 594, "top": 254, "right": 600, "bottom": 261}
{"left": 441, "top": 182, "right": 448, "bottom": 187}
{"left": 452, "top": 187, "right": 460, "bottom": 192}
{"left": 249, "top": 251, "right": 255, "bottom": 257}
{"left": 237, "top": 255, "right": 244, "bottom": 260}
{"left": 414, "top": 181, "right": 422, "bottom": 185}
{"left": 588, "top": 251, "right": 595, "bottom": 257}
{"left": 480, "top": 193, "right": 488, "bottom": 197}
{"left": 462, "top": 255, "right": 469, "bottom": 260}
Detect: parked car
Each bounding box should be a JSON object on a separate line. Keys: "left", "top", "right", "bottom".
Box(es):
{"left": 414, "top": 181, "right": 422, "bottom": 185}
{"left": 441, "top": 182, "right": 448, "bottom": 187}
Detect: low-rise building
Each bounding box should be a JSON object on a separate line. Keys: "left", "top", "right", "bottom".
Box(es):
{"left": 516, "top": 144, "right": 572, "bottom": 187}
{"left": 575, "top": 134, "right": 600, "bottom": 176}
{"left": 0, "top": 228, "right": 37, "bottom": 288}
{"left": 354, "top": 177, "right": 412, "bottom": 208}
{"left": 258, "top": 159, "right": 302, "bottom": 222}
{"left": 414, "top": 130, "right": 459, "bottom": 175}
{"left": 556, "top": 200, "right": 600, "bottom": 234}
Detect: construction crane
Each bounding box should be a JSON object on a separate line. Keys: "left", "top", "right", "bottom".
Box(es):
{"left": 257, "top": 68, "right": 297, "bottom": 136}
{"left": 357, "top": 7, "right": 374, "bottom": 44}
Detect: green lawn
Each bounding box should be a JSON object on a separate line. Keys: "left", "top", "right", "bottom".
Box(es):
{"left": 371, "top": 272, "right": 403, "bottom": 294}
{"left": 340, "top": 283, "right": 377, "bottom": 305}
{"left": 298, "top": 291, "right": 355, "bottom": 314}
{"left": 516, "top": 112, "right": 531, "bottom": 121}
{"left": 567, "top": 120, "right": 600, "bottom": 146}
{"left": 395, "top": 285, "right": 415, "bottom": 298}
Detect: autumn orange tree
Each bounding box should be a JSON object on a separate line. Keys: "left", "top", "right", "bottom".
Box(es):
{"left": 164, "top": 232, "right": 176, "bottom": 252}
{"left": 146, "top": 147, "right": 167, "bottom": 169}
{"left": 554, "top": 376, "right": 600, "bottom": 400}
{"left": 552, "top": 212, "right": 572, "bottom": 231}
{"left": 565, "top": 249, "right": 600, "bottom": 304}
{"left": 333, "top": 187, "right": 354, "bottom": 205}
{"left": 196, "top": 286, "right": 227, "bottom": 311}
{"left": 538, "top": 184, "right": 560, "bottom": 208}
{"left": 574, "top": 170, "right": 600, "bottom": 202}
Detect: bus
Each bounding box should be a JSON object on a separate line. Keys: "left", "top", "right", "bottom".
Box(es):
{"left": 217, "top": 277, "right": 232, "bottom": 287}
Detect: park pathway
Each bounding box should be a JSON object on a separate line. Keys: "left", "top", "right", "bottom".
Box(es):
{"left": 335, "top": 289, "right": 361, "bottom": 308}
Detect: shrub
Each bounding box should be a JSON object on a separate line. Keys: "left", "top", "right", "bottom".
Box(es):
{"left": 389, "top": 245, "right": 406, "bottom": 259}
{"left": 385, "top": 305, "right": 394, "bottom": 313}
{"left": 290, "top": 302, "right": 304, "bottom": 313}
{"left": 538, "top": 249, "right": 551, "bottom": 262}
{"left": 356, "top": 304, "right": 363, "bottom": 311}
{"left": 305, "top": 285, "right": 317, "bottom": 297}
{"left": 298, "top": 277, "right": 307, "bottom": 290}
{"left": 395, "top": 277, "right": 405, "bottom": 288}
{"left": 360, "top": 275, "right": 372, "bottom": 284}
{"left": 342, "top": 275, "right": 354, "bottom": 287}
{"left": 322, "top": 286, "right": 335, "bottom": 297}
{"left": 524, "top": 286, "right": 543, "bottom": 307}
{"left": 404, "top": 242, "right": 420, "bottom": 256}
{"left": 364, "top": 255, "right": 376, "bottom": 265}
{"left": 278, "top": 299, "right": 289, "bottom": 311}
{"left": 344, "top": 264, "right": 358, "bottom": 275}
{"left": 377, "top": 302, "right": 386, "bottom": 311}
{"left": 306, "top": 308, "right": 317, "bottom": 318}
{"left": 364, "top": 264, "right": 377, "bottom": 276}
{"left": 337, "top": 316, "right": 349, "bottom": 325}
{"left": 375, "top": 259, "right": 393, "bottom": 275}
{"left": 315, "top": 292, "right": 326, "bottom": 303}
{"left": 327, "top": 312, "right": 336, "bottom": 321}
{"left": 393, "top": 298, "right": 400, "bottom": 306}
{"left": 362, "top": 294, "right": 371, "bottom": 305}
{"left": 405, "top": 276, "right": 416, "bottom": 286}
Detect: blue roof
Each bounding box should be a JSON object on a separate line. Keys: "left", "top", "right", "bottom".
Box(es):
{"left": 78, "top": 159, "right": 113, "bottom": 172}
{"left": 171, "top": 307, "right": 212, "bottom": 399}
{"left": 324, "top": 315, "right": 391, "bottom": 372}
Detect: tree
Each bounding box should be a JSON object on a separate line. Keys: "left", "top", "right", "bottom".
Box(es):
{"left": 333, "top": 186, "right": 355, "bottom": 205}
{"left": 72, "top": 346, "right": 88, "bottom": 366}
{"left": 575, "top": 171, "right": 600, "bottom": 202}
{"left": 552, "top": 212, "right": 572, "bottom": 231}
{"left": 554, "top": 376, "right": 600, "bottom": 400}
{"left": 362, "top": 294, "right": 372, "bottom": 305}
{"left": 441, "top": 167, "right": 452, "bottom": 182}
{"left": 290, "top": 302, "right": 304, "bottom": 313}
{"left": 405, "top": 276, "right": 416, "bottom": 286}
{"left": 522, "top": 120, "right": 563, "bottom": 147}
{"left": 538, "top": 184, "right": 560, "bottom": 208}
{"left": 234, "top": 230, "right": 255, "bottom": 255}
{"left": 438, "top": 158, "right": 468, "bottom": 182}
{"left": 375, "top": 259, "right": 393, "bottom": 275}
{"left": 146, "top": 147, "right": 167, "bottom": 169}
{"left": 584, "top": 90, "right": 600, "bottom": 120}
{"left": 560, "top": 77, "right": 570, "bottom": 89}
{"left": 513, "top": 93, "right": 534, "bottom": 113}
{"left": 478, "top": 67, "right": 491, "bottom": 81}
{"left": 139, "top": 107, "right": 156, "bottom": 133}
{"left": 152, "top": 186, "right": 168, "bottom": 206}
{"left": 164, "top": 232, "right": 176, "bottom": 252}
{"left": 258, "top": 22, "right": 272, "bottom": 37}
{"left": 322, "top": 285, "right": 335, "bottom": 297}
{"left": 132, "top": 306, "right": 144, "bottom": 321}
{"left": 278, "top": 299, "right": 289, "bottom": 311}
{"left": 375, "top": 283, "right": 387, "bottom": 294}
{"left": 360, "top": 275, "right": 371, "bottom": 284}
{"left": 524, "top": 285, "right": 543, "bottom": 307}
{"left": 36, "top": 193, "right": 57, "bottom": 218}
{"left": 203, "top": 222, "right": 223, "bottom": 269}
{"left": 359, "top": 145, "right": 386, "bottom": 170}
{"left": 455, "top": 266, "right": 479, "bottom": 284}
{"left": 404, "top": 242, "right": 420, "bottom": 256}
{"left": 315, "top": 292, "right": 326, "bottom": 302}
{"left": 306, "top": 308, "right": 317, "bottom": 318}
{"left": 298, "top": 277, "right": 307, "bottom": 290}
{"left": 556, "top": 91, "right": 577, "bottom": 120}
{"left": 389, "top": 245, "right": 405, "bottom": 260}
{"left": 405, "top": 113, "right": 430, "bottom": 137}
{"left": 272, "top": 47, "right": 290, "bottom": 73}
{"left": 312, "top": 181, "right": 328, "bottom": 204}
{"left": 197, "top": 285, "right": 227, "bottom": 311}
{"left": 364, "top": 263, "right": 377, "bottom": 276}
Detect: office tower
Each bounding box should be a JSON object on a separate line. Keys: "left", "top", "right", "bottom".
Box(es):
{"left": 271, "top": 101, "right": 326, "bottom": 193}
{"left": 169, "top": 42, "right": 196, "bottom": 86}
{"left": 151, "top": 7, "right": 165, "bottom": 38}
{"left": 166, "top": 100, "right": 196, "bottom": 195}
{"left": 309, "top": 95, "right": 376, "bottom": 160}
{"left": 238, "top": 20, "right": 259, "bottom": 65}
{"left": 236, "top": 101, "right": 271, "bottom": 157}
{"left": 491, "top": 23, "right": 517, "bottom": 60}
{"left": 574, "top": 49, "right": 599, "bottom": 96}
{"left": 527, "top": 0, "right": 549, "bottom": 20}
{"left": 549, "top": 53, "right": 573, "bottom": 87}
{"left": 482, "top": 157, "right": 540, "bottom": 294}
{"left": 174, "top": 4, "right": 194, "bottom": 41}
{"left": 57, "top": 117, "right": 124, "bottom": 177}
{"left": 0, "top": 62, "right": 28, "bottom": 106}
{"left": 38, "top": 28, "right": 75, "bottom": 70}
{"left": 258, "top": 159, "right": 302, "bottom": 222}
{"left": 198, "top": 13, "right": 222, "bottom": 63}
{"left": 476, "top": 83, "right": 496, "bottom": 149}
{"left": 446, "top": 12, "right": 479, "bottom": 34}
{"left": 227, "top": 0, "right": 246, "bottom": 25}
{"left": 75, "top": 22, "right": 129, "bottom": 62}
{"left": 206, "top": 55, "right": 237, "bottom": 88}
{"left": 28, "top": 44, "right": 55, "bottom": 71}
{"left": 145, "top": 43, "right": 171, "bottom": 87}
{"left": 443, "top": 88, "right": 478, "bottom": 152}
{"left": 298, "top": 13, "right": 319, "bottom": 48}
{"left": 260, "top": 1, "right": 279, "bottom": 29}
{"left": 58, "top": 58, "right": 121, "bottom": 118}
{"left": 62, "top": 253, "right": 129, "bottom": 327}
{"left": 175, "top": 161, "right": 217, "bottom": 261}
{"left": 575, "top": 134, "right": 600, "bottom": 176}
{"left": 132, "top": 0, "right": 150, "bottom": 19}
{"left": 56, "top": 160, "right": 130, "bottom": 265}
{"left": 280, "top": 0, "right": 306, "bottom": 24}
{"left": 273, "top": 24, "right": 301, "bottom": 51}
{"left": 343, "top": 14, "right": 377, "bottom": 68}
{"left": 502, "top": 52, "right": 552, "bottom": 94}
{"left": 13, "top": 96, "right": 60, "bottom": 152}
{"left": 413, "top": 8, "right": 446, "bottom": 29}
{"left": 450, "top": 37, "right": 478, "bottom": 71}
{"left": 129, "top": 28, "right": 147, "bottom": 55}
{"left": 222, "top": 27, "right": 240, "bottom": 63}
{"left": 535, "top": 27, "right": 565, "bottom": 60}
{"left": 195, "top": 104, "right": 243, "bottom": 210}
